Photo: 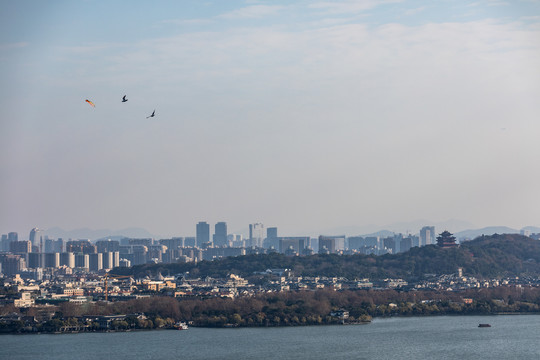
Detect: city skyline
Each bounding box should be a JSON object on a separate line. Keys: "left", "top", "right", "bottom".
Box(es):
{"left": 2, "top": 219, "right": 539, "bottom": 244}
{"left": 2, "top": 1, "right": 540, "bottom": 238}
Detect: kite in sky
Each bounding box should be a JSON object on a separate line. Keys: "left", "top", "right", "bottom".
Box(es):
{"left": 122, "top": 95, "right": 128, "bottom": 102}
{"left": 85, "top": 99, "right": 95, "bottom": 107}
{"left": 146, "top": 110, "right": 155, "bottom": 118}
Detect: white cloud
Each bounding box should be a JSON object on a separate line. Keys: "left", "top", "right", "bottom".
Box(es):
{"left": 403, "top": 6, "right": 426, "bottom": 16}
{"left": 161, "top": 18, "right": 214, "bottom": 26}
{"left": 485, "top": 0, "right": 510, "bottom": 6}
{"left": 217, "top": 4, "right": 286, "bottom": 19}
{"left": 0, "top": 42, "right": 28, "bottom": 50}
{"left": 308, "top": 0, "right": 403, "bottom": 14}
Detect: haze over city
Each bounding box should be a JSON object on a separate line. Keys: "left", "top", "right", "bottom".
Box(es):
{"left": 1, "top": 1, "right": 539, "bottom": 238}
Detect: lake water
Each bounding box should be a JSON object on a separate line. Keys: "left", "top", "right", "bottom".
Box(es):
{"left": 1, "top": 315, "right": 539, "bottom": 359}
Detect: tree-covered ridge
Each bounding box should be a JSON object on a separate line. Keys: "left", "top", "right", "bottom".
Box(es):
{"left": 112, "top": 234, "right": 540, "bottom": 280}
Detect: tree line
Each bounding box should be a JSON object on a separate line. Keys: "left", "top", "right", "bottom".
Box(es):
{"left": 3, "top": 286, "right": 540, "bottom": 332}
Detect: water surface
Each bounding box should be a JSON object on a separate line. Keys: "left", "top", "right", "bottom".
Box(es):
{"left": 1, "top": 315, "right": 539, "bottom": 360}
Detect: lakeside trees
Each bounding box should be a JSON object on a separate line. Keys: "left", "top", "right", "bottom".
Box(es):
{"left": 3, "top": 286, "right": 540, "bottom": 332}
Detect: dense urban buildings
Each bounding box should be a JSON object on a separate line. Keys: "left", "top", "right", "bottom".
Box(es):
{"left": 2, "top": 222, "right": 539, "bottom": 281}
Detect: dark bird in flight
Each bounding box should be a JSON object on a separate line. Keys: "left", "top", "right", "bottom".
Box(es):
{"left": 122, "top": 95, "right": 128, "bottom": 102}
{"left": 146, "top": 110, "right": 155, "bottom": 119}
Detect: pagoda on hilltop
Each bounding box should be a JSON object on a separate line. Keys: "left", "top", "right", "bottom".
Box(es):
{"left": 436, "top": 230, "right": 458, "bottom": 248}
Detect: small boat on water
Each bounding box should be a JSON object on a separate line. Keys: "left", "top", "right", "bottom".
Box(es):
{"left": 174, "top": 322, "right": 189, "bottom": 330}
{"left": 478, "top": 324, "right": 491, "bottom": 328}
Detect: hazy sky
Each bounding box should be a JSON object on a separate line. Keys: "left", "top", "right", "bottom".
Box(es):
{"left": 1, "top": 0, "right": 540, "bottom": 238}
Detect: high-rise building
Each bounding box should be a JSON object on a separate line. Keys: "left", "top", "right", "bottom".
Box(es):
{"left": 1, "top": 234, "right": 8, "bottom": 251}
{"left": 1, "top": 255, "right": 26, "bottom": 276}
{"left": 400, "top": 237, "right": 412, "bottom": 253}
{"left": 213, "top": 222, "right": 228, "bottom": 247}
{"left": 184, "top": 237, "right": 196, "bottom": 247}
{"left": 66, "top": 240, "right": 96, "bottom": 254}
{"left": 89, "top": 253, "right": 103, "bottom": 272}
{"left": 75, "top": 254, "right": 89, "bottom": 269}
{"left": 29, "top": 228, "right": 42, "bottom": 248}
{"left": 8, "top": 232, "right": 18, "bottom": 243}
{"left": 267, "top": 227, "right": 278, "bottom": 239}
{"left": 318, "top": 235, "right": 345, "bottom": 254}
{"left": 196, "top": 222, "right": 210, "bottom": 247}
{"left": 60, "top": 252, "right": 75, "bottom": 268}
{"left": 44, "top": 253, "right": 60, "bottom": 268}
{"left": 99, "top": 251, "right": 119, "bottom": 269}
{"left": 102, "top": 252, "right": 114, "bottom": 270}
{"left": 420, "top": 226, "right": 436, "bottom": 246}
{"left": 132, "top": 245, "right": 148, "bottom": 265}
{"left": 160, "top": 237, "right": 184, "bottom": 250}
{"left": 96, "top": 239, "right": 120, "bottom": 253}
{"left": 112, "top": 251, "right": 120, "bottom": 268}
{"left": 128, "top": 238, "right": 153, "bottom": 246}
{"left": 10, "top": 240, "right": 32, "bottom": 253}
{"left": 249, "top": 223, "right": 264, "bottom": 248}
{"left": 279, "top": 237, "right": 309, "bottom": 255}
{"left": 27, "top": 252, "right": 44, "bottom": 268}
{"left": 347, "top": 236, "right": 364, "bottom": 250}
{"left": 44, "top": 238, "right": 64, "bottom": 253}
{"left": 265, "top": 227, "right": 279, "bottom": 249}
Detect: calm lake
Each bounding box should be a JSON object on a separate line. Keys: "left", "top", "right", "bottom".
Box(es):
{"left": 1, "top": 315, "right": 539, "bottom": 360}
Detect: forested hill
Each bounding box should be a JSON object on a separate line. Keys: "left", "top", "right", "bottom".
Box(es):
{"left": 112, "top": 234, "right": 540, "bottom": 280}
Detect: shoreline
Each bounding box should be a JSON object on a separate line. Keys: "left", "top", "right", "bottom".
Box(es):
{"left": 3, "top": 312, "right": 540, "bottom": 335}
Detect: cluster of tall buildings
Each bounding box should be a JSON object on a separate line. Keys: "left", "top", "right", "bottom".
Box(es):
{"left": 0, "top": 224, "right": 438, "bottom": 277}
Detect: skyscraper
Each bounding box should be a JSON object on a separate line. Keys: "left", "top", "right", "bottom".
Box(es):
{"left": 420, "top": 226, "right": 436, "bottom": 246}
{"left": 9, "top": 240, "right": 32, "bottom": 253}
{"left": 318, "top": 235, "right": 345, "bottom": 254}
{"left": 267, "top": 227, "right": 278, "bottom": 239}
{"left": 265, "top": 227, "right": 278, "bottom": 249}
{"left": 279, "top": 237, "right": 309, "bottom": 254}
{"left": 249, "top": 223, "right": 264, "bottom": 248}
{"left": 213, "top": 222, "right": 228, "bottom": 247}
{"left": 89, "top": 253, "right": 103, "bottom": 271}
{"left": 0, "top": 234, "right": 8, "bottom": 251}
{"left": 29, "top": 228, "right": 42, "bottom": 248}
{"left": 8, "top": 232, "right": 18, "bottom": 243}
{"left": 196, "top": 221, "right": 210, "bottom": 247}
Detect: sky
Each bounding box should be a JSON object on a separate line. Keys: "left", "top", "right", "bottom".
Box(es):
{"left": 1, "top": 0, "right": 540, "bottom": 238}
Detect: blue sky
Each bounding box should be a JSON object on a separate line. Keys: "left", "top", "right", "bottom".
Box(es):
{"left": 1, "top": 0, "right": 540, "bottom": 238}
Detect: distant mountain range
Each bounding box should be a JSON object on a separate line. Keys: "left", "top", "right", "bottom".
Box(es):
{"left": 455, "top": 226, "right": 519, "bottom": 240}
{"left": 44, "top": 227, "right": 155, "bottom": 241}
{"left": 455, "top": 226, "right": 540, "bottom": 241}
{"left": 42, "top": 222, "right": 540, "bottom": 242}
{"left": 358, "top": 226, "right": 540, "bottom": 241}
{"left": 319, "top": 219, "right": 476, "bottom": 238}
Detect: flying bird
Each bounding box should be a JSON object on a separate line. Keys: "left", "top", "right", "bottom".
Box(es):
{"left": 85, "top": 99, "right": 95, "bottom": 107}
{"left": 122, "top": 95, "right": 128, "bottom": 102}
{"left": 146, "top": 110, "right": 155, "bottom": 119}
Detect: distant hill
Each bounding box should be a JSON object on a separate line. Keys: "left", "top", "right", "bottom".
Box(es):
{"left": 456, "top": 226, "right": 519, "bottom": 241}
{"left": 113, "top": 234, "right": 540, "bottom": 280}
{"left": 44, "top": 227, "right": 155, "bottom": 241}
{"left": 320, "top": 219, "right": 475, "bottom": 237}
